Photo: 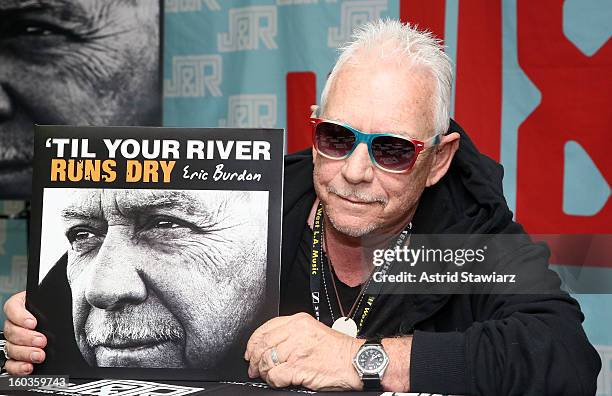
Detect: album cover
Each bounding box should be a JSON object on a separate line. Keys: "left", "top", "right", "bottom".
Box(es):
{"left": 25, "top": 126, "right": 284, "bottom": 381}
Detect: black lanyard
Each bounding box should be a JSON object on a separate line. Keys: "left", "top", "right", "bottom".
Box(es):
{"left": 309, "top": 204, "right": 324, "bottom": 322}
{"left": 310, "top": 202, "right": 412, "bottom": 333}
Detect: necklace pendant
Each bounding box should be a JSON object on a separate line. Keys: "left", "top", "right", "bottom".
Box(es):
{"left": 332, "top": 317, "right": 358, "bottom": 337}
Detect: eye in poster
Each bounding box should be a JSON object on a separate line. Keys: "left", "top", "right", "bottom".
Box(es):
{"left": 0, "top": 0, "right": 163, "bottom": 199}
{"left": 26, "top": 126, "right": 283, "bottom": 381}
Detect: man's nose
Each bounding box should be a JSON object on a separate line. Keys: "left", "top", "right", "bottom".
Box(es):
{"left": 0, "top": 85, "right": 13, "bottom": 121}
{"left": 85, "top": 227, "right": 147, "bottom": 311}
{"left": 341, "top": 143, "right": 374, "bottom": 184}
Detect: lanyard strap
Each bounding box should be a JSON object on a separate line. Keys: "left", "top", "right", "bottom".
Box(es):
{"left": 309, "top": 204, "right": 324, "bottom": 322}
{"left": 310, "top": 203, "right": 412, "bottom": 333}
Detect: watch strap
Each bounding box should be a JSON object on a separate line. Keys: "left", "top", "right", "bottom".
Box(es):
{"left": 364, "top": 337, "right": 382, "bottom": 346}
{"left": 360, "top": 337, "right": 384, "bottom": 391}
{"left": 362, "top": 373, "right": 382, "bottom": 391}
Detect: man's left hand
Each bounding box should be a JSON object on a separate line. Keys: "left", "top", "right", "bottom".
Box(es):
{"left": 245, "top": 312, "right": 364, "bottom": 390}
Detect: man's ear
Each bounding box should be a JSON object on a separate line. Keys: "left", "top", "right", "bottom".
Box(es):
{"left": 312, "top": 146, "right": 318, "bottom": 163}
{"left": 425, "top": 132, "right": 460, "bottom": 187}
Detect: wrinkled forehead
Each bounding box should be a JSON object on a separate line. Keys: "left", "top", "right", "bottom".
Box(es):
{"left": 325, "top": 62, "right": 437, "bottom": 139}
{"left": 60, "top": 189, "right": 247, "bottom": 220}
{"left": 0, "top": 0, "right": 150, "bottom": 23}
{"left": 1, "top": 0, "right": 93, "bottom": 14}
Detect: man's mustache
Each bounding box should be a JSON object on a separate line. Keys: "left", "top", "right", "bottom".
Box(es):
{"left": 85, "top": 305, "right": 183, "bottom": 348}
{"left": 0, "top": 120, "right": 34, "bottom": 163}
{"left": 328, "top": 185, "right": 388, "bottom": 205}
{"left": 0, "top": 141, "right": 33, "bottom": 164}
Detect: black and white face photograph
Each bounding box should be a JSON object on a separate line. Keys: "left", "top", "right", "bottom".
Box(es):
{"left": 38, "top": 187, "right": 269, "bottom": 372}
{"left": 0, "top": 0, "right": 162, "bottom": 198}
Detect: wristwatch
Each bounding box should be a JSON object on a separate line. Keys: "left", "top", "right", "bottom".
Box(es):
{"left": 352, "top": 337, "right": 389, "bottom": 391}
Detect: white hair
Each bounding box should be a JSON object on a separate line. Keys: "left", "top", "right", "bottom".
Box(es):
{"left": 320, "top": 19, "right": 453, "bottom": 136}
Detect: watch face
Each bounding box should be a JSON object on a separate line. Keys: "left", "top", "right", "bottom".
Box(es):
{"left": 356, "top": 346, "right": 386, "bottom": 373}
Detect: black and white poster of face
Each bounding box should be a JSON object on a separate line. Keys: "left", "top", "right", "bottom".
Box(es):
{"left": 26, "top": 126, "right": 283, "bottom": 381}
{"left": 39, "top": 187, "right": 269, "bottom": 371}
{"left": 0, "top": 0, "right": 163, "bottom": 198}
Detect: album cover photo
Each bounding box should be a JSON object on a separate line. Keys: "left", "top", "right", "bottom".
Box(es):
{"left": 26, "top": 126, "right": 284, "bottom": 381}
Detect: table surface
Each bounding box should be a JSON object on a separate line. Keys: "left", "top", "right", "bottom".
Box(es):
{"left": 3, "top": 377, "right": 447, "bottom": 395}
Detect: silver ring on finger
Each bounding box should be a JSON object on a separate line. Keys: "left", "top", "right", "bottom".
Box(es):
{"left": 2, "top": 342, "right": 9, "bottom": 360}
{"left": 270, "top": 347, "right": 280, "bottom": 366}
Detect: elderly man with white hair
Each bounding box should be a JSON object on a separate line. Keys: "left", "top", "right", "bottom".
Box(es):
{"left": 2, "top": 19, "right": 600, "bottom": 395}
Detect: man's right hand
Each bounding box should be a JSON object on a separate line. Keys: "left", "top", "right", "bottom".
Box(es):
{"left": 2, "top": 291, "right": 47, "bottom": 375}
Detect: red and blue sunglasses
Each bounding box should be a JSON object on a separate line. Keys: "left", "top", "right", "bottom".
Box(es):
{"left": 310, "top": 110, "right": 441, "bottom": 173}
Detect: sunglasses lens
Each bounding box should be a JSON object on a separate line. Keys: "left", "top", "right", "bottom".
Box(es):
{"left": 315, "top": 122, "right": 356, "bottom": 158}
{"left": 371, "top": 135, "right": 416, "bottom": 171}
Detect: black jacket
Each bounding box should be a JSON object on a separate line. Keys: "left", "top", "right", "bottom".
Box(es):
{"left": 279, "top": 119, "right": 601, "bottom": 395}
